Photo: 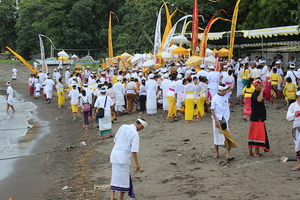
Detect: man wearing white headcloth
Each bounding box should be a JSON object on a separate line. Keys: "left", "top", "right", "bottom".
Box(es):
{"left": 145, "top": 74, "right": 158, "bottom": 115}
{"left": 210, "top": 84, "right": 237, "bottom": 160}
{"left": 175, "top": 74, "right": 184, "bottom": 111}
{"left": 197, "top": 64, "right": 209, "bottom": 79}
{"left": 160, "top": 73, "right": 170, "bottom": 112}
{"left": 207, "top": 65, "right": 222, "bottom": 99}
{"left": 113, "top": 76, "right": 126, "bottom": 116}
{"left": 6, "top": 81, "right": 16, "bottom": 113}
{"left": 110, "top": 118, "right": 148, "bottom": 200}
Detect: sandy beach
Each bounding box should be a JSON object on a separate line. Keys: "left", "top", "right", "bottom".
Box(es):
{"left": 0, "top": 62, "right": 299, "bottom": 200}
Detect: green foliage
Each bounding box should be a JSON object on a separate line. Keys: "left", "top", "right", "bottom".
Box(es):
{"left": 0, "top": 0, "right": 17, "bottom": 52}
{"left": 0, "top": 0, "right": 298, "bottom": 60}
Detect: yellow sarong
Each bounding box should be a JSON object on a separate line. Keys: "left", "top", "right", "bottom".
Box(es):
{"left": 167, "top": 96, "right": 177, "bottom": 117}
{"left": 198, "top": 96, "right": 207, "bottom": 117}
{"left": 71, "top": 104, "right": 78, "bottom": 113}
{"left": 57, "top": 91, "right": 65, "bottom": 107}
{"left": 185, "top": 98, "right": 194, "bottom": 120}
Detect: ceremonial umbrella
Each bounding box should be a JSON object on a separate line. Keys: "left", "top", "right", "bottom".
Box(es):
{"left": 161, "top": 52, "right": 173, "bottom": 61}
{"left": 131, "top": 54, "right": 142, "bottom": 65}
{"left": 172, "top": 46, "right": 189, "bottom": 55}
{"left": 120, "top": 52, "right": 132, "bottom": 59}
{"left": 57, "top": 50, "right": 69, "bottom": 58}
{"left": 171, "top": 35, "right": 189, "bottom": 45}
{"left": 58, "top": 56, "right": 70, "bottom": 61}
{"left": 185, "top": 56, "right": 203, "bottom": 68}
{"left": 71, "top": 54, "right": 78, "bottom": 59}
{"left": 142, "top": 60, "right": 155, "bottom": 67}
{"left": 168, "top": 44, "right": 178, "bottom": 51}
{"left": 204, "top": 55, "right": 216, "bottom": 66}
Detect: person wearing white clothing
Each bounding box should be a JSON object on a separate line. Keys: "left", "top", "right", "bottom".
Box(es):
{"left": 43, "top": 76, "right": 55, "bottom": 103}
{"left": 113, "top": 77, "right": 126, "bottom": 116}
{"left": 6, "top": 81, "right": 16, "bottom": 113}
{"left": 94, "top": 87, "right": 114, "bottom": 138}
{"left": 12, "top": 66, "right": 17, "bottom": 80}
{"left": 207, "top": 66, "right": 222, "bottom": 99}
{"left": 68, "top": 85, "right": 80, "bottom": 120}
{"left": 110, "top": 118, "right": 148, "bottom": 200}
{"left": 286, "top": 91, "right": 300, "bottom": 171}
{"left": 210, "top": 84, "right": 236, "bottom": 160}
{"left": 285, "top": 64, "right": 299, "bottom": 85}
{"left": 160, "top": 74, "right": 171, "bottom": 112}
{"left": 145, "top": 74, "right": 158, "bottom": 115}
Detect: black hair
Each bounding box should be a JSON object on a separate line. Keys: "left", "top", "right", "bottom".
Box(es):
{"left": 182, "top": 78, "right": 187, "bottom": 85}
{"left": 108, "top": 82, "right": 113, "bottom": 89}
{"left": 130, "top": 77, "right": 134, "bottom": 81}
{"left": 193, "top": 76, "right": 198, "bottom": 81}
{"left": 119, "top": 71, "right": 123, "bottom": 75}
{"left": 187, "top": 77, "right": 192, "bottom": 83}
{"left": 81, "top": 89, "right": 86, "bottom": 96}
{"left": 104, "top": 81, "right": 108, "bottom": 86}
{"left": 58, "top": 77, "right": 63, "bottom": 83}
{"left": 246, "top": 78, "right": 254, "bottom": 88}
{"left": 228, "top": 70, "right": 233, "bottom": 76}
{"left": 286, "top": 77, "right": 292, "bottom": 83}
{"left": 169, "top": 74, "right": 176, "bottom": 81}
{"left": 273, "top": 68, "right": 277, "bottom": 73}
{"left": 134, "top": 78, "right": 138, "bottom": 82}
{"left": 142, "top": 79, "right": 146, "bottom": 86}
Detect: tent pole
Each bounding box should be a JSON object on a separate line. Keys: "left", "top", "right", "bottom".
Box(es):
{"left": 261, "top": 36, "right": 264, "bottom": 58}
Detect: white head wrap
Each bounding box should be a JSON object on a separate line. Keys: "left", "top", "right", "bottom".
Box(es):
{"left": 137, "top": 118, "right": 148, "bottom": 128}
{"left": 297, "top": 91, "right": 300, "bottom": 96}
{"left": 218, "top": 85, "right": 228, "bottom": 90}
{"left": 148, "top": 74, "right": 154, "bottom": 79}
{"left": 208, "top": 65, "right": 215, "bottom": 69}
{"left": 6, "top": 81, "right": 11, "bottom": 86}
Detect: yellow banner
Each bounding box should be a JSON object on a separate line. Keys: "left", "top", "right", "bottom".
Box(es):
{"left": 228, "top": 0, "right": 241, "bottom": 62}
{"left": 108, "top": 12, "right": 119, "bottom": 58}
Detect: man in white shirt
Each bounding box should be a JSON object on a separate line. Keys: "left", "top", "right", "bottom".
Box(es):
{"left": 110, "top": 118, "right": 148, "bottom": 200}
{"left": 160, "top": 74, "right": 170, "bottom": 112}
{"left": 259, "top": 60, "right": 268, "bottom": 82}
{"left": 197, "top": 64, "right": 209, "bottom": 79}
{"left": 285, "top": 64, "right": 299, "bottom": 85}
{"left": 84, "top": 66, "right": 91, "bottom": 83}
{"left": 207, "top": 65, "right": 222, "bottom": 98}
{"left": 125, "top": 77, "right": 137, "bottom": 113}
{"left": 68, "top": 85, "right": 80, "bottom": 120}
{"left": 6, "top": 81, "right": 16, "bottom": 113}
{"left": 65, "top": 67, "right": 71, "bottom": 80}
{"left": 248, "top": 63, "right": 260, "bottom": 80}
{"left": 113, "top": 77, "right": 126, "bottom": 116}
{"left": 12, "top": 66, "right": 17, "bottom": 80}
{"left": 43, "top": 76, "right": 55, "bottom": 104}
{"left": 145, "top": 74, "right": 158, "bottom": 115}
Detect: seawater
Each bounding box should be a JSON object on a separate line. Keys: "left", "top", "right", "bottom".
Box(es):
{"left": 0, "top": 89, "right": 48, "bottom": 181}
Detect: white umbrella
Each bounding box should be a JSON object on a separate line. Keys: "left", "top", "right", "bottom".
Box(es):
{"left": 204, "top": 55, "right": 216, "bottom": 65}
{"left": 131, "top": 54, "right": 142, "bottom": 65}
{"left": 142, "top": 53, "right": 152, "bottom": 60}
{"left": 171, "top": 35, "right": 189, "bottom": 45}
{"left": 206, "top": 48, "right": 213, "bottom": 56}
{"left": 161, "top": 52, "right": 173, "bottom": 61}
{"left": 142, "top": 60, "right": 155, "bottom": 67}
{"left": 71, "top": 54, "right": 78, "bottom": 59}
{"left": 57, "top": 50, "right": 69, "bottom": 58}
{"left": 168, "top": 44, "right": 178, "bottom": 51}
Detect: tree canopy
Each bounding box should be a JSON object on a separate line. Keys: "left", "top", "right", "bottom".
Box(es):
{"left": 0, "top": 0, "right": 299, "bottom": 60}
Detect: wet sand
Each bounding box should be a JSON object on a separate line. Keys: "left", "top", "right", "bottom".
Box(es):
{"left": 0, "top": 62, "right": 298, "bottom": 200}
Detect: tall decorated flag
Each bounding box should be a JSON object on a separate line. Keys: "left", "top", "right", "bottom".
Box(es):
{"left": 154, "top": 5, "right": 163, "bottom": 63}
{"left": 228, "top": 0, "right": 241, "bottom": 62}
{"left": 191, "top": 0, "right": 199, "bottom": 55}
{"left": 108, "top": 12, "right": 119, "bottom": 59}
{"left": 38, "top": 34, "right": 47, "bottom": 73}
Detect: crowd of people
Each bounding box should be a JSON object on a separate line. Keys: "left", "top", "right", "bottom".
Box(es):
{"left": 6, "top": 54, "right": 300, "bottom": 199}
